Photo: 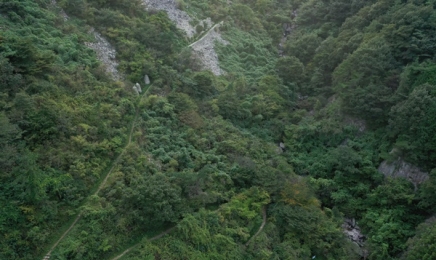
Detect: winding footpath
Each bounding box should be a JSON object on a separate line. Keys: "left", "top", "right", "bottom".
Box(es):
{"left": 245, "top": 206, "right": 267, "bottom": 247}
{"left": 108, "top": 202, "right": 267, "bottom": 260}
{"left": 109, "top": 207, "right": 267, "bottom": 260}
{"left": 42, "top": 21, "right": 225, "bottom": 260}
{"left": 41, "top": 11, "right": 252, "bottom": 260}
{"left": 42, "top": 86, "right": 152, "bottom": 260}
{"left": 110, "top": 227, "right": 176, "bottom": 260}
{"left": 188, "top": 21, "right": 224, "bottom": 48}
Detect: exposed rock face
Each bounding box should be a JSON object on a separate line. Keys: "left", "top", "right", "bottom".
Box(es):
{"left": 342, "top": 218, "right": 368, "bottom": 259}
{"left": 189, "top": 23, "right": 229, "bottom": 76}
{"left": 85, "top": 29, "right": 121, "bottom": 80}
{"left": 378, "top": 158, "right": 429, "bottom": 190}
{"left": 50, "top": 0, "right": 121, "bottom": 80}
{"left": 142, "top": 0, "right": 196, "bottom": 38}
{"left": 143, "top": 0, "right": 226, "bottom": 75}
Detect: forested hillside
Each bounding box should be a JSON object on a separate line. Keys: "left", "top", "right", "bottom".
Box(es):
{"left": 1, "top": 0, "right": 436, "bottom": 259}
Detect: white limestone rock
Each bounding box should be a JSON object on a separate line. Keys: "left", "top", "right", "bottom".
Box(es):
{"left": 85, "top": 28, "right": 121, "bottom": 80}
{"left": 142, "top": 0, "right": 195, "bottom": 38}
{"left": 189, "top": 23, "right": 229, "bottom": 76}
{"left": 144, "top": 75, "right": 150, "bottom": 85}
{"left": 135, "top": 83, "right": 142, "bottom": 93}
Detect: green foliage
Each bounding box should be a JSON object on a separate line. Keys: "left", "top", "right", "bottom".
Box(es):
{"left": 388, "top": 83, "right": 436, "bottom": 169}
{"left": 221, "top": 187, "right": 270, "bottom": 221}
{"left": 285, "top": 31, "right": 323, "bottom": 64}
{"left": 125, "top": 173, "right": 185, "bottom": 225}
{"left": 216, "top": 27, "right": 277, "bottom": 82}
{"left": 0, "top": 0, "right": 140, "bottom": 257}
{"left": 179, "top": 70, "right": 217, "bottom": 98}
{"left": 403, "top": 217, "right": 436, "bottom": 260}
{"left": 275, "top": 56, "right": 305, "bottom": 87}
{"left": 230, "top": 4, "right": 262, "bottom": 31}
{"left": 271, "top": 204, "right": 353, "bottom": 259}
{"left": 0, "top": 56, "right": 24, "bottom": 95}
{"left": 3, "top": 0, "right": 436, "bottom": 259}
{"left": 333, "top": 36, "right": 396, "bottom": 125}
{"left": 417, "top": 169, "right": 436, "bottom": 211}
{"left": 362, "top": 178, "right": 422, "bottom": 257}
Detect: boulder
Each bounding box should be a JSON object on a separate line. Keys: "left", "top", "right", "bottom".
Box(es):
{"left": 133, "top": 85, "right": 140, "bottom": 95}
{"left": 144, "top": 75, "right": 150, "bottom": 85}
{"left": 135, "top": 83, "right": 142, "bottom": 93}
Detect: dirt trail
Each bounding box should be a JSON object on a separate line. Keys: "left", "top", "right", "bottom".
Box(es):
{"left": 110, "top": 227, "right": 176, "bottom": 260}
{"left": 96, "top": 17, "right": 226, "bottom": 260}
{"left": 245, "top": 206, "right": 267, "bottom": 247}
{"left": 42, "top": 213, "right": 82, "bottom": 260}
{"left": 109, "top": 206, "right": 266, "bottom": 260}
{"left": 95, "top": 106, "right": 138, "bottom": 194}
{"left": 43, "top": 6, "right": 226, "bottom": 260}
{"left": 188, "top": 21, "right": 228, "bottom": 76}
{"left": 188, "top": 21, "right": 223, "bottom": 48}
{"left": 42, "top": 86, "right": 151, "bottom": 260}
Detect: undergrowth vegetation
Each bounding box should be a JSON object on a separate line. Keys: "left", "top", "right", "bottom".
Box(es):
{"left": 1, "top": 0, "right": 436, "bottom": 259}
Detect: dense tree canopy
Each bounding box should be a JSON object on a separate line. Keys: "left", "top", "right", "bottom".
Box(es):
{"left": 1, "top": 0, "right": 436, "bottom": 259}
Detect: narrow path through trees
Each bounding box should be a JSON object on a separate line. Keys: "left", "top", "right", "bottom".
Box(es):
{"left": 42, "top": 22, "right": 228, "bottom": 259}
{"left": 245, "top": 206, "right": 267, "bottom": 247}
{"left": 110, "top": 206, "right": 267, "bottom": 260}
{"left": 41, "top": 86, "right": 152, "bottom": 260}
{"left": 110, "top": 227, "right": 176, "bottom": 260}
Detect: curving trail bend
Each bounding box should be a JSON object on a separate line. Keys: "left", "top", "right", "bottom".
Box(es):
{"left": 245, "top": 206, "right": 267, "bottom": 247}
{"left": 110, "top": 227, "right": 176, "bottom": 260}
{"left": 42, "top": 22, "right": 225, "bottom": 259}
{"left": 110, "top": 206, "right": 267, "bottom": 260}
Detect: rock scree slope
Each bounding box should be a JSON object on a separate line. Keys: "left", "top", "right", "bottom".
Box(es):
{"left": 189, "top": 22, "right": 229, "bottom": 75}
{"left": 143, "top": 0, "right": 227, "bottom": 75}
{"left": 142, "top": 0, "right": 196, "bottom": 38}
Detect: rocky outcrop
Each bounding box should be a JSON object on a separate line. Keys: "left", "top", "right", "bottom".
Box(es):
{"left": 50, "top": 0, "right": 121, "bottom": 80}
{"left": 143, "top": 0, "right": 226, "bottom": 75}
{"left": 378, "top": 158, "right": 429, "bottom": 191}
{"left": 342, "top": 218, "right": 369, "bottom": 259}
{"left": 85, "top": 29, "right": 121, "bottom": 80}
{"left": 189, "top": 22, "right": 229, "bottom": 75}
{"left": 142, "top": 0, "right": 196, "bottom": 38}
